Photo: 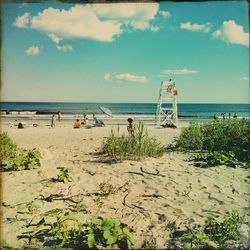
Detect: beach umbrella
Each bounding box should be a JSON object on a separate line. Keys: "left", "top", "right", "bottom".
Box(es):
{"left": 99, "top": 106, "right": 113, "bottom": 117}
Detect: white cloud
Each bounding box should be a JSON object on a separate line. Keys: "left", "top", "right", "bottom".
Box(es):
{"left": 161, "top": 69, "right": 198, "bottom": 75}
{"left": 180, "top": 22, "right": 212, "bottom": 32}
{"left": 159, "top": 10, "right": 171, "bottom": 17}
{"left": 13, "top": 12, "right": 30, "bottom": 28}
{"left": 104, "top": 73, "right": 111, "bottom": 80}
{"left": 105, "top": 73, "right": 147, "bottom": 83}
{"left": 48, "top": 33, "right": 62, "bottom": 44}
{"left": 150, "top": 26, "right": 160, "bottom": 32}
{"left": 13, "top": 3, "right": 159, "bottom": 43}
{"left": 25, "top": 46, "right": 42, "bottom": 56}
{"left": 56, "top": 44, "right": 72, "bottom": 52}
{"left": 212, "top": 20, "right": 249, "bottom": 47}
{"left": 237, "top": 76, "right": 249, "bottom": 81}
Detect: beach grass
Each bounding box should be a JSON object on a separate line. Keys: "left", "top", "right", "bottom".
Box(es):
{"left": 100, "top": 122, "right": 165, "bottom": 161}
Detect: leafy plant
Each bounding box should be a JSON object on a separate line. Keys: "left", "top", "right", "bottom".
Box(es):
{"left": 0, "top": 132, "right": 17, "bottom": 164}
{"left": 99, "top": 181, "right": 118, "bottom": 196}
{"left": 191, "top": 151, "right": 239, "bottom": 167}
{"left": 204, "top": 210, "right": 244, "bottom": 243}
{"left": 57, "top": 168, "right": 72, "bottom": 184}
{"left": 181, "top": 210, "right": 244, "bottom": 249}
{"left": 26, "top": 201, "right": 40, "bottom": 215}
{"left": 23, "top": 211, "right": 134, "bottom": 250}
{"left": 101, "top": 121, "right": 165, "bottom": 161}
{"left": 94, "top": 197, "right": 104, "bottom": 209}
{"left": 3, "top": 149, "right": 41, "bottom": 171}
{"left": 86, "top": 217, "right": 134, "bottom": 249}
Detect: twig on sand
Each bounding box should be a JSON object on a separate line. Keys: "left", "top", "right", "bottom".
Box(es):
{"left": 141, "top": 194, "right": 163, "bottom": 198}
{"left": 118, "top": 181, "right": 130, "bottom": 190}
{"left": 125, "top": 171, "right": 144, "bottom": 176}
{"left": 122, "top": 192, "right": 148, "bottom": 217}
{"left": 39, "top": 194, "right": 79, "bottom": 204}
{"left": 82, "top": 168, "right": 96, "bottom": 176}
{"left": 122, "top": 193, "right": 134, "bottom": 209}
{"left": 140, "top": 167, "right": 166, "bottom": 177}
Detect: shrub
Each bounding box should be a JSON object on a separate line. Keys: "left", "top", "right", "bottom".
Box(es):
{"left": 181, "top": 210, "right": 244, "bottom": 249}
{"left": 0, "top": 132, "right": 17, "bottom": 164}
{"left": 101, "top": 122, "right": 165, "bottom": 161}
{"left": 175, "top": 123, "right": 203, "bottom": 150}
{"left": 3, "top": 149, "right": 41, "bottom": 171}
{"left": 175, "top": 120, "right": 250, "bottom": 166}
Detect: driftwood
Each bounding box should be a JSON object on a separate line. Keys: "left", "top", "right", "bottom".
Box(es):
{"left": 141, "top": 194, "right": 163, "bottom": 198}
{"left": 140, "top": 167, "right": 166, "bottom": 177}
{"left": 125, "top": 171, "right": 144, "bottom": 176}
{"left": 39, "top": 194, "right": 79, "bottom": 204}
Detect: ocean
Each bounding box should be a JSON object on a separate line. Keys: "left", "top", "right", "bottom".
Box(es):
{"left": 1, "top": 102, "right": 249, "bottom": 120}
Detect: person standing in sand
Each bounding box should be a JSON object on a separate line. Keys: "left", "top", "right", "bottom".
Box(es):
{"left": 51, "top": 114, "right": 56, "bottom": 128}
{"left": 127, "top": 118, "right": 135, "bottom": 136}
{"left": 57, "top": 111, "right": 61, "bottom": 121}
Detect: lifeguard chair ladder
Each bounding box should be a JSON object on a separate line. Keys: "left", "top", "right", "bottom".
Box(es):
{"left": 156, "top": 79, "right": 178, "bottom": 127}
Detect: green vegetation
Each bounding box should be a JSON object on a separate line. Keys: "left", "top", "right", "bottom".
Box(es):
{"left": 181, "top": 210, "right": 244, "bottom": 249}
{"left": 0, "top": 132, "right": 42, "bottom": 171}
{"left": 22, "top": 210, "right": 134, "bottom": 250}
{"left": 86, "top": 217, "right": 134, "bottom": 249}
{"left": 141, "top": 236, "right": 157, "bottom": 249}
{"left": 0, "top": 132, "right": 17, "bottom": 164}
{"left": 2, "top": 149, "right": 41, "bottom": 171}
{"left": 101, "top": 122, "right": 165, "bottom": 161}
{"left": 175, "top": 120, "right": 250, "bottom": 167}
{"left": 57, "top": 168, "right": 72, "bottom": 184}
{"left": 191, "top": 151, "right": 239, "bottom": 167}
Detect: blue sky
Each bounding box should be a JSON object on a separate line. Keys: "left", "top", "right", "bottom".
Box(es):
{"left": 2, "top": 1, "right": 249, "bottom": 103}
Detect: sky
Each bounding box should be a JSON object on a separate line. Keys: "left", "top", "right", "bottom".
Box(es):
{"left": 1, "top": 1, "right": 249, "bottom": 103}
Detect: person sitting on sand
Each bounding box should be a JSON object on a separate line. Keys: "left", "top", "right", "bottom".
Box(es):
{"left": 127, "top": 118, "right": 135, "bottom": 136}
{"left": 81, "top": 113, "right": 89, "bottom": 125}
{"left": 93, "top": 114, "right": 105, "bottom": 126}
{"left": 162, "top": 122, "right": 176, "bottom": 129}
{"left": 74, "top": 119, "right": 81, "bottom": 128}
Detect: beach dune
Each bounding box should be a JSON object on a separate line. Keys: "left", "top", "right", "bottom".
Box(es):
{"left": 1, "top": 122, "right": 249, "bottom": 248}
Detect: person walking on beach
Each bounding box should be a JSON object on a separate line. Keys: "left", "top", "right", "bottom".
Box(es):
{"left": 51, "top": 114, "right": 56, "bottom": 128}
{"left": 57, "top": 111, "right": 61, "bottom": 121}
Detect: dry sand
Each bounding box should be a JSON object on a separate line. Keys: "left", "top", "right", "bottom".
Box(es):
{"left": 1, "top": 121, "right": 250, "bottom": 249}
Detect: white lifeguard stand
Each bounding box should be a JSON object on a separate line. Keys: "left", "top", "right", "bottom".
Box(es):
{"left": 156, "top": 79, "right": 178, "bottom": 127}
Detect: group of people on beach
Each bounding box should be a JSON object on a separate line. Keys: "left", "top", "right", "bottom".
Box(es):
{"left": 50, "top": 112, "right": 106, "bottom": 129}
{"left": 213, "top": 112, "right": 237, "bottom": 120}
{"left": 50, "top": 111, "right": 136, "bottom": 136}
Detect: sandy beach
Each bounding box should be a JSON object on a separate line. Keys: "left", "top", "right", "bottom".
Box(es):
{"left": 1, "top": 120, "right": 249, "bottom": 249}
